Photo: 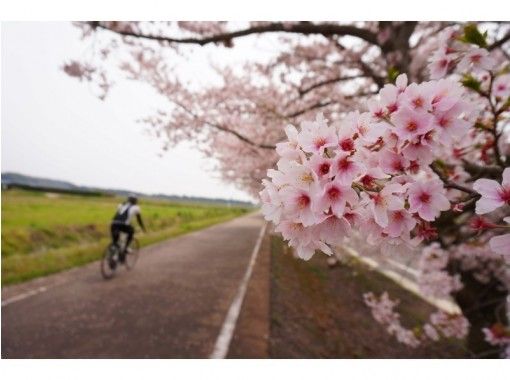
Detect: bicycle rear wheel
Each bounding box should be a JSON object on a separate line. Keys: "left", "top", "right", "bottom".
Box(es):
{"left": 125, "top": 238, "right": 140, "bottom": 270}
{"left": 101, "top": 244, "right": 118, "bottom": 279}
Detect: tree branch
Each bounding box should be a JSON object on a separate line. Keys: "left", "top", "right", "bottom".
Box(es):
{"left": 286, "top": 91, "right": 377, "bottom": 118}
{"left": 90, "top": 21, "right": 379, "bottom": 47}
{"left": 489, "top": 31, "right": 510, "bottom": 51}
{"left": 170, "top": 100, "right": 276, "bottom": 150}
{"left": 298, "top": 74, "right": 366, "bottom": 96}
{"left": 430, "top": 162, "right": 479, "bottom": 196}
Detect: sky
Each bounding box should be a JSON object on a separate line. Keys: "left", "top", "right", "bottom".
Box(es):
{"left": 1, "top": 22, "right": 278, "bottom": 202}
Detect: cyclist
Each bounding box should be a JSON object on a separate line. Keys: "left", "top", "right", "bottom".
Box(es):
{"left": 110, "top": 194, "right": 146, "bottom": 263}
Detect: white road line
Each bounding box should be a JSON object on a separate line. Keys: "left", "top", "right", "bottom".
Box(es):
{"left": 386, "top": 258, "right": 421, "bottom": 278}
{"left": 343, "top": 246, "right": 461, "bottom": 314}
{"left": 2, "top": 286, "right": 49, "bottom": 307}
{"left": 209, "top": 221, "right": 267, "bottom": 359}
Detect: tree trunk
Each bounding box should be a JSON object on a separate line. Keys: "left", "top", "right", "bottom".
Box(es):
{"left": 453, "top": 269, "right": 508, "bottom": 358}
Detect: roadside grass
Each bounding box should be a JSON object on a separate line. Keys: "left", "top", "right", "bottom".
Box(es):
{"left": 269, "top": 234, "right": 467, "bottom": 358}
{"left": 1, "top": 189, "right": 250, "bottom": 285}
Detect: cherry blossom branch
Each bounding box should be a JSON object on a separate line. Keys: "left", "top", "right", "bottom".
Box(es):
{"left": 171, "top": 99, "right": 276, "bottom": 150}
{"left": 90, "top": 21, "right": 379, "bottom": 47}
{"left": 462, "top": 160, "right": 504, "bottom": 178}
{"left": 487, "top": 73, "right": 505, "bottom": 167}
{"left": 286, "top": 91, "right": 378, "bottom": 118}
{"left": 332, "top": 40, "right": 385, "bottom": 88}
{"left": 488, "top": 31, "right": 510, "bottom": 51}
{"left": 298, "top": 74, "right": 366, "bottom": 96}
{"left": 430, "top": 162, "right": 479, "bottom": 196}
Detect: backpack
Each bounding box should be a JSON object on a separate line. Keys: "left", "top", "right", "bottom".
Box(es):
{"left": 112, "top": 203, "right": 132, "bottom": 224}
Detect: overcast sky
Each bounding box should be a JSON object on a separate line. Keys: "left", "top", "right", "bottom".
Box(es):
{"left": 1, "top": 22, "right": 277, "bottom": 202}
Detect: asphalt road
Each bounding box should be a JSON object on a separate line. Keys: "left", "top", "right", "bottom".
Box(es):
{"left": 2, "top": 212, "right": 264, "bottom": 358}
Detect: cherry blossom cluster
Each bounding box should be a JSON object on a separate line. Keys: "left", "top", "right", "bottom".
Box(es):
{"left": 260, "top": 73, "right": 475, "bottom": 260}
{"left": 260, "top": 29, "right": 510, "bottom": 353}
{"left": 450, "top": 243, "right": 510, "bottom": 288}
{"left": 364, "top": 292, "right": 469, "bottom": 347}
{"left": 417, "top": 243, "right": 462, "bottom": 299}
{"left": 428, "top": 27, "right": 497, "bottom": 80}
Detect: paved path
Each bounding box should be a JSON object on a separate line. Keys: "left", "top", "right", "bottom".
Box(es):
{"left": 2, "top": 212, "right": 264, "bottom": 358}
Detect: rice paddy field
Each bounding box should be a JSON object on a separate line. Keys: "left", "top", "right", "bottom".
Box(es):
{"left": 1, "top": 189, "right": 250, "bottom": 285}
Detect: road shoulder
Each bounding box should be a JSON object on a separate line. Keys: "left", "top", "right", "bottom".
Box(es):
{"left": 227, "top": 226, "right": 271, "bottom": 358}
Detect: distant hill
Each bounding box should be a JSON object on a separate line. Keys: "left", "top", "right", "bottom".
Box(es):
{"left": 1, "top": 172, "right": 255, "bottom": 207}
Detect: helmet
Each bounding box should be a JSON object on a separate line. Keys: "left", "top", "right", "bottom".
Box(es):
{"left": 127, "top": 194, "right": 138, "bottom": 204}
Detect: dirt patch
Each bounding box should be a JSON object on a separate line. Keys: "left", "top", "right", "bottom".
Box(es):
{"left": 269, "top": 234, "right": 468, "bottom": 358}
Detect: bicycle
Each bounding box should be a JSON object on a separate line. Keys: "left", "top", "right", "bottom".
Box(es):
{"left": 101, "top": 233, "right": 140, "bottom": 279}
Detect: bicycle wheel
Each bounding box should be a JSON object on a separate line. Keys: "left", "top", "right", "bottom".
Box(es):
{"left": 101, "top": 244, "right": 118, "bottom": 279}
{"left": 125, "top": 238, "right": 140, "bottom": 270}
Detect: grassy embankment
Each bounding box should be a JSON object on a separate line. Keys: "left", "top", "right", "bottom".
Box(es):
{"left": 1, "top": 189, "right": 250, "bottom": 285}
{"left": 269, "top": 235, "right": 468, "bottom": 358}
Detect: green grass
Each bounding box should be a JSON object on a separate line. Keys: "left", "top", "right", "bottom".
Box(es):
{"left": 1, "top": 189, "right": 251, "bottom": 285}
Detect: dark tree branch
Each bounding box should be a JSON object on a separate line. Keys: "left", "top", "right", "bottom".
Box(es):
{"left": 207, "top": 121, "right": 276, "bottom": 150}
{"left": 90, "top": 21, "right": 379, "bottom": 47}
{"left": 285, "top": 100, "right": 333, "bottom": 118}
{"left": 489, "top": 31, "right": 510, "bottom": 51}
{"left": 462, "top": 160, "right": 504, "bottom": 179}
{"left": 430, "top": 162, "right": 479, "bottom": 196}
{"left": 172, "top": 100, "right": 276, "bottom": 150}
{"left": 332, "top": 40, "right": 386, "bottom": 89}
{"left": 285, "top": 91, "right": 377, "bottom": 118}
{"left": 298, "top": 74, "right": 366, "bottom": 96}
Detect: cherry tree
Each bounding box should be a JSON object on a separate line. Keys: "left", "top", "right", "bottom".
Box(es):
{"left": 260, "top": 25, "right": 510, "bottom": 358}
{"left": 64, "top": 21, "right": 510, "bottom": 196}
{"left": 65, "top": 21, "right": 510, "bottom": 357}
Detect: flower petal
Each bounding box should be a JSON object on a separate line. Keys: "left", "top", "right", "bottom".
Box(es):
{"left": 475, "top": 197, "right": 505, "bottom": 215}
{"left": 489, "top": 233, "right": 510, "bottom": 255}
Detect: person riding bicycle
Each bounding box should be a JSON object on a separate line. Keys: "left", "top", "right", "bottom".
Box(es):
{"left": 110, "top": 194, "right": 146, "bottom": 263}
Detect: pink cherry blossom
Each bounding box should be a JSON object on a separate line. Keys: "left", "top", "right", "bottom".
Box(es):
{"left": 489, "top": 217, "right": 510, "bottom": 256}
{"left": 280, "top": 185, "right": 320, "bottom": 227}
{"left": 314, "top": 178, "right": 358, "bottom": 217}
{"left": 492, "top": 74, "right": 510, "bottom": 99}
{"left": 275, "top": 124, "right": 301, "bottom": 160}
{"left": 391, "top": 106, "right": 434, "bottom": 141}
{"left": 308, "top": 154, "right": 334, "bottom": 180}
{"left": 295, "top": 241, "right": 333, "bottom": 261}
{"left": 336, "top": 120, "right": 358, "bottom": 153}
{"left": 297, "top": 114, "right": 338, "bottom": 154}
{"left": 401, "top": 139, "right": 435, "bottom": 166}
{"left": 457, "top": 48, "right": 496, "bottom": 73}
{"left": 433, "top": 102, "right": 470, "bottom": 144}
{"left": 317, "top": 215, "right": 351, "bottom": 245}
{"left": 395, "top": 73, "right": 408, "bottom": 93}
{"left": 364, "top": 183, "right": 406, "bottom": 228}
{"left": 408, "top": 180, "right": 450, "bottom": 221}
{"left": 428, "top": 50, "right": 453, "bottom": 79}
{"left": 473, "top": 168, "right": 510, "bottom": 214}
{"left": 429, "top": 311, "right": 469, "bottom": 339}
{"left": 379, "top": 83, "right": 400, "bottom": 114}
{"left": 332, "top": 153, "right": 365, "bottom": 184}
{"left": 384, "top": 209, "right": 416, "bottom": 238}
{"left": 276, "top": 220, "right": 313, "bottom": 248}
{"left": 378, "top": 149, "right": 409, "bottom": 175}
{"left": 482, "top": 323, "right": 510, "bottom": 346}
{"left": 260, "top": 179, "right": 283, "bottom": 224}
{"left": 426, "top": 79, "right": 464, "bottom": 114}
{"left": 283, "top": 162, "right": 319, "bottom": 191}
{"left": 399, "top": 83, "right": 432, "bottom": 111}
{"left": 348, "top": 111, "right": 383, "bottom": 144}
{"left": 419, "top": 243, "right": 449, "bottom": 271}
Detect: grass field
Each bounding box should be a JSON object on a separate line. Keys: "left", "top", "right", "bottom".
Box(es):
{"left": 1, "top": 189, "right": 251, "bottom": 285}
